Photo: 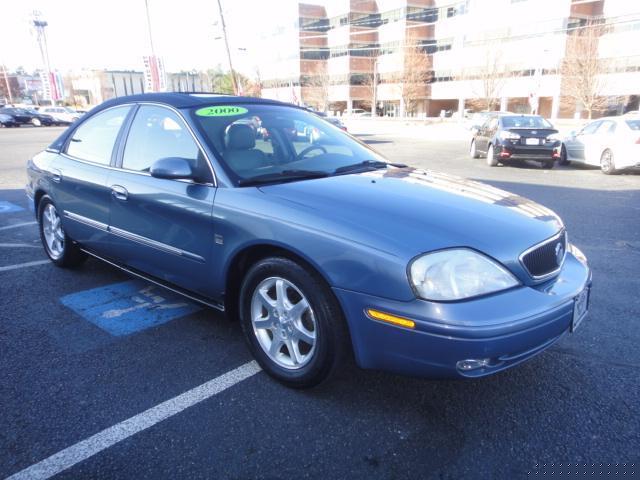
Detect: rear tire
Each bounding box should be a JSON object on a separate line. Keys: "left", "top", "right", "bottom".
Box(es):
{"left": 38, "top": 196, "right": 87, "bottom": 268}
{"left": 600, "top": 149, "right": 617, "bottom": 175}
{"left": 486, "top": 144, "right": 498, "bottom": 166}
{"left": 31, "top": 118, "right": 42, "bottom": 127}
{"left": 542, "top": 159, "right": 554, "bottom": 169}
{"left": 239, "top": 256, "right": 349, "bottom": 388}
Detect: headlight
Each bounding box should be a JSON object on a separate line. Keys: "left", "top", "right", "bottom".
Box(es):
{"left": 499, "top": 131, "right": 520, "bottom": 140}
{"left": 409, "top": 249, "right": 520, "bottom": 301}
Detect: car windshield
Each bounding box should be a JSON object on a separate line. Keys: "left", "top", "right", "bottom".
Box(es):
{"left": 501, "top": 116, "right": 553, "bottom": 129}
{"left": 625, "top": 120, "right": 640, "bottom": 131}
{"left": 190, "top": 104, "right": 388, "bottom": 185}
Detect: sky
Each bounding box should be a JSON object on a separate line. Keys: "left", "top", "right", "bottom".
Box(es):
{"left": 1, "top": 0, "right": 318, "bottom": 76}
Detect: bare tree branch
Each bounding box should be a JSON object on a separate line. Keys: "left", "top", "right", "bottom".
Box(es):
{"left": 561, "top": 22, "right": 610, "bottom": 119}
{"left": 457, "top": 44, "right": 509, "bottom": 111}
{"left": 400, "top": 33, "right": 431, "bottom": 116}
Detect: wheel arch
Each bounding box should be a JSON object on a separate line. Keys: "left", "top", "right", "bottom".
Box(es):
{"left": 223, "top": 241, "right": 336, "bottom": 319}
{"left": 33, "top": 189, "right": 48, "bottom": 220}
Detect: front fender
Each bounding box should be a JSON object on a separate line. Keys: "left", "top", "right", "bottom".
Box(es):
{"left": 212, "top": 188, "right": 416, "bottom": 302}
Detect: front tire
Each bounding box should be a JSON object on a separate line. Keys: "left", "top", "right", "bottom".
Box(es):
{"left": 38, "top": 196, "right": 86, "bottom": 267}
{"left": 600, "top": 149, "right": 617, "bottom": 175}
{"left": 558, "top": 145, "right": 570, "bottom": 166}
{"left": 486, "top": 144, "right": 498, "bottom": 166}
{"left": 239, "top": 257, "right": 349, "bottom": 388}
{"left": 469, "top": 139, "right": 479, "bottom": 158}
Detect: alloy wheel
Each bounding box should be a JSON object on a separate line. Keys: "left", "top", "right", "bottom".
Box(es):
{"left": 250, "top": 276, "right": 316, "bottom": 369}
{"left": 42, "top": 203, "right": 65, "bottom": 259}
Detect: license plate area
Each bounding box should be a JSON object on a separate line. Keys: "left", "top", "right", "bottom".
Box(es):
{"left": 571, "top": 287, "right": 590, "bottom": 332}
{"left": 525, "top": 138, "right": 540, "bottom": 145}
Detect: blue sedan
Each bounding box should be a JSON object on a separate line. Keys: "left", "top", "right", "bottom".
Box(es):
{"left": 26, "top": 93, "right": 592, "bottom": 387}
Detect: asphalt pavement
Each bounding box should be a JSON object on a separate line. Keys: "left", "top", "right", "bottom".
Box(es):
{"left": 1, "top": 125, "right": 638, "bottom": 479}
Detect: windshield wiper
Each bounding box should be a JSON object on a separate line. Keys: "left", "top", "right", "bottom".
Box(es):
{"left": 333, "top": 160, "right": 407, "bottom": 174}
{"left": 237, "top": 169, "right": 329, "bottom": 186}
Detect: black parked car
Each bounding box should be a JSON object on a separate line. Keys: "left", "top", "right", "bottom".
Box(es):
{"left": 0, "top": 112, "right": 19, "bottom": 127}
{"left": 0, "top": 107, "right": 55, "bottom": 127}
{"left": 470, "top": 114, "right": 561, "bottom": 169}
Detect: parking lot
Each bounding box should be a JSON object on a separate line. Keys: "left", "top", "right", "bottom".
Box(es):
{"left": 1, "top": 125, "right": 639, "bottom": 479}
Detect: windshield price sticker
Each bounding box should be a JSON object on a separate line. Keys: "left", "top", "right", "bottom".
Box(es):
{"left": 195, "top": 106, "right": 248, "bottom": 117}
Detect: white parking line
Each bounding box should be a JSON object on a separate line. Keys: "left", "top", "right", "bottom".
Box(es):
{"left": 0, "top": 221, "right": 37, "bottom": 231}
{"left": 0, "top": 260, "right": 50, "bottom": 272}
{"left": 0, "top": 243, "right": 40, "bottom": 248}
{"left": 7, "top": 361, "right": 262, "bottom": 480}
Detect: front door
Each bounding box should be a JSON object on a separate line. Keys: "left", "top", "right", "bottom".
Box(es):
{"left": 107, "top": 104, "right": 217, "bottom": 299}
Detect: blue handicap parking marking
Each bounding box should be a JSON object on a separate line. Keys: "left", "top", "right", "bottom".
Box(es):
{"left": 60, "top": 280, "right": 201, "bottom": 336}
{"left": 0, "top": 201, "right": 24, "bottom": 213}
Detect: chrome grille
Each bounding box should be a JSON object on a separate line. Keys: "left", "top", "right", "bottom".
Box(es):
{"left": 520, "top": 231, "right": 567, "bottom": 279}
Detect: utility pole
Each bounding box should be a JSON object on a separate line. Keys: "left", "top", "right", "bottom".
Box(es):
{"left": 216, "top": 0, "right": 239, "bottom": 95}
{"left": 1, "top": 64, "right": 12, "bottom": 103}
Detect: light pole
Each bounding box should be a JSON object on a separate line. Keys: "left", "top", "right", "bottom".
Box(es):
{"left": 32, "top": 11, "right": 53, "bottom": 103}
{"left": 1, "top": 64, "right": 12, "bottom": 103}
{"left": 216, "top": 0, "right": 239, "bottom": 95}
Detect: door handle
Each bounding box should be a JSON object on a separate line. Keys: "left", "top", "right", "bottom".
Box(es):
{"left": 111, "top": 185, "right": 128, "bottom": 201}
{"left": 50, "top": 168, "right": 62, "bottom": 183}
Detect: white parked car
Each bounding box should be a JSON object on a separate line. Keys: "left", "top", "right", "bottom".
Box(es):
{"left": 559, "top": 116, "right": 640, "bottom": 174}
{"left": 38, "top": 106, "right": 82, "bottom": 125}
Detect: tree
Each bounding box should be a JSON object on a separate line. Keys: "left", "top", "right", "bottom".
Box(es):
{"left": 301, "top": 62, "right": 330, "bottom": 111}
{"left": 561, "top": 22, "right": 610, "bottom": 119}
{"left": 460, "top": 45, "right": 510, "bottom": 112}
{"left": 400, "top": 34, "right": 431, "bottom": 116}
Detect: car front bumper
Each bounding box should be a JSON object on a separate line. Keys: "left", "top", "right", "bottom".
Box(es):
{"left": 333, "top": 251, "right": 591, "bottom": 378}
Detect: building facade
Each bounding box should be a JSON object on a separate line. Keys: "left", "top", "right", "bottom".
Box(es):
{"left": 257, "top": 0, "right": 640, "bottom": 118}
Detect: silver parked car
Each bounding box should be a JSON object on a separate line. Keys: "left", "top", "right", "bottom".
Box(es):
{"left": 559, "top": 116, "right": 640, "bottom": 174}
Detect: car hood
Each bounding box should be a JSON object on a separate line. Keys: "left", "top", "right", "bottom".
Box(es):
{"left": 258, "top": 167, "right": 563, "bottom": 270}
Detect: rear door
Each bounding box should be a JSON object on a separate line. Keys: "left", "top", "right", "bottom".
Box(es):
{"left": 55, "top": 105, "right": 133, "bottom": 254}
{"left": 475, "top": 116, "right": 496, "bottom": 153}
{"left": 107, "top": 104, "right": 218, "bottom": 298}
{"left": 585, "top": 120, "right": 616, "bottom": 164}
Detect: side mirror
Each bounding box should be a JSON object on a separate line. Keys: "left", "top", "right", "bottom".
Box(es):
{"left": 150, "top": 157, "right": 194, "bottom": 180}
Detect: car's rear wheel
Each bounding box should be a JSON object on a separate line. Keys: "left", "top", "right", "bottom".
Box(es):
{"left": 239, "top": 256, "right": 349, "bottom": 388}
{"left": 600, "top": 149, "right": 617, "bottom": 175}
{"left": 541, "top": 158, "right": 554, "bottom": 169}
{"left": 486, "top": 144, "right": 498, "bottom": 166}
{"left": 38, "top": 196, "right": 86, "bottom": 267}
{"left": 469, "top": 139, "right": 479, "bottom": 158}
{"left": 31, "top": 118, "right": 42, "bottom": 127}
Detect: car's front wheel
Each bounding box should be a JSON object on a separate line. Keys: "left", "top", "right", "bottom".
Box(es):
{"left": 486, "top": 144, "right": 498, "bottom": 166}
{"left": 239, "top": 257, "right": 349, "bottom": 388}
{"left": 469, "top": 139, "right": 479, "bottom": 158}
{"left": 558, "top": 145, "right": 570, "bottom": 166}
{"left": 600, "top": 149, "right": 617, "bottom": 175}
{"left": 38, "top": 196, "right": 86, "bottom": 267}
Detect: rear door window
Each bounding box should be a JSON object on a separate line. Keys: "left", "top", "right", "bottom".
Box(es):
{"left": 580, "top": 121, "right": 601, "bottom": 135}
{"left": 66, "top": 106, "right": 131, "bottom": 165}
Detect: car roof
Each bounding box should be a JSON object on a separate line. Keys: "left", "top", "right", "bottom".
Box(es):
{"left": 93, "top": 92, "right": 295, "bottom": 113}
{"left": 47, "top": 92, "right": 301, "bottom": 152}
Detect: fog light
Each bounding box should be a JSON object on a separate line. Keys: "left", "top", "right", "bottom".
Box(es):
{"left": 500, "top": 151, "right": 511, "bottom": 157}
{"left": 456, "top": 358, "right": 490, "bottom": 371}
